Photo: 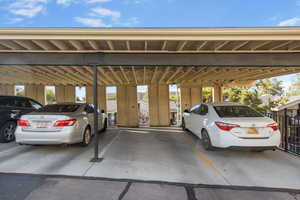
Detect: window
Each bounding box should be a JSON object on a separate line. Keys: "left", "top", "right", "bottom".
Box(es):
{"left": 84, "top": 105, "right": 94, "bottom": 113}
{"left": 15, "top": 98, "right": 31, "bottom": 108}
{"left": 214, "top": 106, "right": 263, "bottom": 118}
{"left": 0, "top": 97, "right": 13, "bottom": 107}
{"left": 199, "top": 104, "right": 208, "bottom": 115}
{"left": 190, "top": 105, "right": 200, "bottom": 114}
{"left": 37, "top": 104, "right": 80, "bottom": 112}
{"left": 29, "top": 100, "right": 43, "bottom": 109}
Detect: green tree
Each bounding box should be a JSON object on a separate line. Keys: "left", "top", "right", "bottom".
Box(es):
{"left": 223, "top": 78, "right": 287, "bottom": 113}
{"left": 45, "top": 88, "right": 56, "bottom": 104}
{"left": 288, "top": 74, "right": 300, "bottom": 96}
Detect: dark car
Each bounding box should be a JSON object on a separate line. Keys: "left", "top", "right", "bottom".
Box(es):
{"left": 0, "top": 95, "right": 43, "bottom": 143}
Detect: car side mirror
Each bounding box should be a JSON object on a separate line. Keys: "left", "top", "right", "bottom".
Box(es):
{"left": 184, "top": 109, "right": 190, "bottom": 113}
{"left": 101, "top": 109, "right": 105, "bottom": 114}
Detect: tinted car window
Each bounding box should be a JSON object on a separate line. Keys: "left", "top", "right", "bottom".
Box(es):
{"left": 214, "top": 106, "right": 263, "bottom": 118}
{"left": 190, "top": 105, "right": 200, "bottom": 114}
{"left": 15, "top": 98, "right": 31, "bottom": 108}
{"left": 36, "top": 104, "right": 80, "bottom": 112}
{"left": 29, "top": 100, "right": 43, "bottom": 109}
{"left": 0, "top": 97, "right": 14, "bottom": 107}
{"left": 199, "top": 104, "right": 208, "bottom": 115}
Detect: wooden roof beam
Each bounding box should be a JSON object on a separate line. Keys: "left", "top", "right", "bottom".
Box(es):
{"left": 50, "top": 40, "right": 68, "bottom": 50}
{"left": 151, "top": 66, "right": 158, "bottom": 83}
{"left": 159, "top": 67, "right": 170, "bottom": 83}
{"left": 32, "top": 40, "right": 55, "bottom": 50}
{"left": 119, "top": 66, "right": 130, "bottom": 84}
{"left": 232, "top": 41, "right": 249, "bottom": 50}
{"left": 69, "top": 40, "right": 84, "bottom": 50}
{"left": 251, "top": 41, "right": 272, "bottom": 50}
{"left": 166, "top": 67, "right": 182, "bottom": 84}
{"left": 13, "top": 40, "right": 36, "bottom": 50}
{"left": 108, "top": 66, "right": 123, "bottom": 84}
{"left": 271, "top": 41, "right": 293, "bottom": 50}
{"left": 161, "top": 41, "right": 167, "bottom": 50}
{"left": 126, "top": 41, "right": 131, "bottom": 51}
{"left": 132, "top": 66, "right": 138, "bottom": 85}
{"left": 197, "top": 41, "right": 208, "bottom": 51}
{"left": 215, "top": 41, "right": 230, "bottom": 51}
{"left": 87, "top": 40, "right": 99, "bottom": 50}
{"left": 106, "top": 41, "right": 114, "bottom": 50}
{"left": 176, "top": 41, "right": 187, "bottom": 51}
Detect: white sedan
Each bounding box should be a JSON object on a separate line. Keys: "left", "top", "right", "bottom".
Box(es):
{"left": 182, "top": 103, "right": 281, "bottom": 151}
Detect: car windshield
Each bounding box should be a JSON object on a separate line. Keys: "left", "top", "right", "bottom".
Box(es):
{"left": 36, "top": 104, "right": 80, "bottom": 113}
{"left": 213, "top": 106, "right": 263, "bottom": 118}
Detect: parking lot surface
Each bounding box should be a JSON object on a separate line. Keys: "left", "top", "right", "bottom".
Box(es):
{"left": 0, "top": 127, "right": 299, "bottom": 190}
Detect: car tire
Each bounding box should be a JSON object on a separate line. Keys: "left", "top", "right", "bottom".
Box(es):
{"left": 0, "top": 121, "right": 16, "bottom": 143}
{"left": 201, "top": 130, "right": 214, "bottom": 151}
{"left": 81, "top": 127, "right": 92, "bottom": 147}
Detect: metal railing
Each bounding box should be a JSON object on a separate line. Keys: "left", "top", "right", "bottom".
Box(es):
{"left": 267, "top": 110, "right": 300, "bottom": 156}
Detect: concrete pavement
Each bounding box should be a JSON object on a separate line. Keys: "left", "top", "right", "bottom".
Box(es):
{"left": 0, "top": 127, "right": 299, "bottom": 190}
{"left": 1, "top": 173, "right": 300, "bottom": 200}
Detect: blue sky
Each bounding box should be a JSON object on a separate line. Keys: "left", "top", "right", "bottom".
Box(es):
{"left": 1, "top": 0, "right": 299, "bottom": 91}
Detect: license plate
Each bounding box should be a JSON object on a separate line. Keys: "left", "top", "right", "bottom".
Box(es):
{"left": 247, "top": 127, "right": 259, "bottom": 134}
{"left": 35, "top": 121, "right": 51, "bottom": 128}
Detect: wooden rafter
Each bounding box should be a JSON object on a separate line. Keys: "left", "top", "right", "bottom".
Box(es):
{"left": 232, "top": 41, "right": 249, "bottom": 50}
{"left": 151, "top": 66, "right": 158, "bottom": 83}
{"left": 50, "top": 40, "right": 68, "bottom": 50}
{"left": 176, "top": 41, "right": 187, "bottom": 51}
{"left": 159, "top": 67, "right": 170, "bottom": 83}
{"left": 132, "top": 66, "right": 138, "bottom": 85}
{"left": 120, "top": 66, "right": 130, "bottom": 84}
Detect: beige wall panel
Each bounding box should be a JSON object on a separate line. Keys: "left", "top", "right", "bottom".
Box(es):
{"left": 0, "top": 85, "right": 14, "bottom": 95}
{"left": 86, "top": 86, "right": 93, "bottom": 104}
{"left": 36, "top": 85, "right": 45, "bottom": 105}
{"left": 116, "top": 86, "right": 138, "bottom": 127}
{"left": 64, "top": 86, "right": 75, "bottom": 103}
{"left": 180, "top": 87, "right": 191, "bottom": 111}
{"left": 25, "top": 85, "right": 45, "bottom": 104}
{"left": 158, "top": 85, "right": 170, "bottom": 126}
{"left": 127, "top": 85, "right": 138, "bottom": 127}
{"left": 191, "top": 87, "right": 203, "bottom": 106}
{"left": 148, "top": 84, "right": 159, "bottom": 126}
{"left": 98, "top": 86, "right": 107, "bottom": 112}
{"left": 149, "top": 84, "right": 170, "bottom": 127}
{"left": 117, "top": 86, "right": 127, "bottom": 126}
{"left": 86, "top": 86, "right": 107, "bottom": 112}
{"left": 55, "top": 85, "right": 65, "bottom": 103}
{"left": 213, "top": 86, "right": 222, "bottom": 103}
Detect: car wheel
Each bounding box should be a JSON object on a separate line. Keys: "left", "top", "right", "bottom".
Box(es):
{"left": 81, "top": 127, "right": 92, "bottom": 147}
{"left": 201, "top": 130, "right": 214, "bottom": 151}
{"left": 0, "top": 121, "right": 16, "bottom": 143}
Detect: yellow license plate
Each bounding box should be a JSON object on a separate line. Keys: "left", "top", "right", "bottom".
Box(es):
{"left": 247, "top": 128, "right": 259, "bottom": 134}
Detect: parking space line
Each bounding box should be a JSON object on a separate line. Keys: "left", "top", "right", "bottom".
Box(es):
{"left": 180, "top": 133, "right": 231, "bottom": 185}
{"left": 99, "top": 130, "right": 121, "bottom": 158}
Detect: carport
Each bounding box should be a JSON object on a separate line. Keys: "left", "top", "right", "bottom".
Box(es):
{"left": 1, "top": 27, "right": 300, "bottom": 162}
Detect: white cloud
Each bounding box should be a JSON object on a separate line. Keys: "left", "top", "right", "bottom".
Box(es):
{"left": 92, "top": 7, "right": 121, "bottom": 19}
{"left": 56, "top": 0, "right": 73, "bottom": 6}
{"left": 278, "top": 17, "right": 300, "bottom": 26}
{"left": 7, "top": 18, "right": 24, "bottom": 24}
{"left": 117, "top": 17, "right": 139, "bottom": 26}
{"left": 87, "top": 0, "right": 112, "bottom": 3}
{"left": 74, "top": 17, "right": 110, "bottom": 27}
{"left": 9, "top": 0, "right": 47, "bottom": 18}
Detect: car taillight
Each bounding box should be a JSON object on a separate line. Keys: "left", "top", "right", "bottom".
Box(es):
{"left": 54, "top": 119, "right": 77, "bottom": 127}
{"left": 267, "top": 123, "right": 279, "bottom": 131}
{"left": 18, "top": 120, "right": 30, "bottom": 127}
{"left": 215, "top": 122, "right": 240, "bottom": 131}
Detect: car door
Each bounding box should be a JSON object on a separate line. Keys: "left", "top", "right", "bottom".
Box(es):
{"left": 184, "top": 105, "right": 198, "bottom": 131}
{"left": 84, "top": 105, "right": 94, "bottom": 131}
{"left": 190, "top": 104, "right": 209, "bottom": 137}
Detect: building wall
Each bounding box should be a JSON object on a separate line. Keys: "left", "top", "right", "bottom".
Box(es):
{"left": 148, "top": 84, "right": 170, "bottom": 126}
{"left": 117, "top": 85, "right": 138, "bottom": 127}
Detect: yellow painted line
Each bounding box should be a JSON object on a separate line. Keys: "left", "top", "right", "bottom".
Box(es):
{"left": 180, "top": 134, "right": 213, "bottom": 165}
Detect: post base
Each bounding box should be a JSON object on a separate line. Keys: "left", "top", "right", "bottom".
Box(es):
{"left": 90, "top": 157, "right": 104, "bottom": 163}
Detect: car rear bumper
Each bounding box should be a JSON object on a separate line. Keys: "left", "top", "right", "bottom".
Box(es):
{"left": 211, "top": 130, "right": 281, "bottom": 148}
{"left": 15, "top": 127, "right": 80, "bottom": 144}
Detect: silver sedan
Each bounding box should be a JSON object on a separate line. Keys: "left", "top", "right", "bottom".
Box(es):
{"left": 15, "top": 103, "right": 106, "bottom": 146}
